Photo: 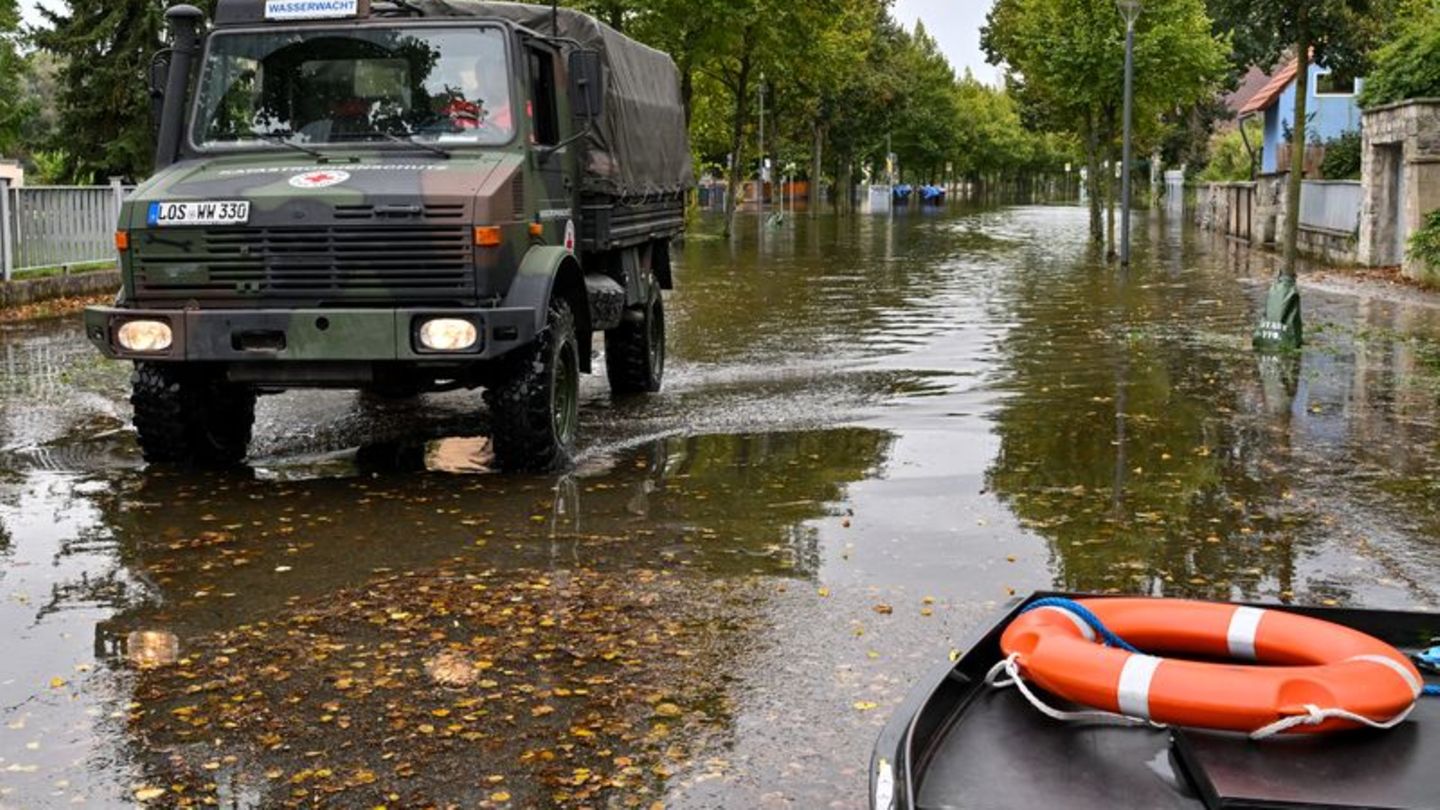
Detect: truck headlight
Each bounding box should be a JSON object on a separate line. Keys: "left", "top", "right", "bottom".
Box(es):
{"left": 418, "top": 318, "right": 479, "bottom": 352}
{"left": 116, "top": 320, "right": 173, "bottom": 352}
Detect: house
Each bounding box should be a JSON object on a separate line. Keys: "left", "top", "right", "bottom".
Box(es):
{"left": 0, "top": 160, "right": 22, "bottom": 188}
{"left": 1239, "top": 59, "right": 1364, "bottom": 175}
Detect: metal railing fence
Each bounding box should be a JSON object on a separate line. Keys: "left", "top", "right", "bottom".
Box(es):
{"left": 1299, "top": 180, "right": 1362, "bottom": 235}
{"left": 1, "top": 178, "right": 133, "bottom": 281}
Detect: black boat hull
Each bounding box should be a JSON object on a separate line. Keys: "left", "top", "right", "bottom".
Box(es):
{"left": 872, "top": 592, "right": 1440, "bottom": 810}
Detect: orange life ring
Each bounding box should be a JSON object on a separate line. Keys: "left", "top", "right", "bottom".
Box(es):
{"left": 999, "top": 598, "right": 1424, "bottom": 735}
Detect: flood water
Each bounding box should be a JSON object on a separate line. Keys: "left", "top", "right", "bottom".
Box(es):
{"left": 4, "top": 204, "right": 1440, "bottom": 808}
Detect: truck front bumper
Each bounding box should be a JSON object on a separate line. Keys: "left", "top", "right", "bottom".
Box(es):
{"left": 83, "top": 306, "right": 538, "bottom": 363}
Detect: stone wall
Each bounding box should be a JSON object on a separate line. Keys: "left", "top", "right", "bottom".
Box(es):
{"left": 1358, "top": 99, "right": 1440, "bottom": 282}
{"left": 0, "top": 269, "right": 120, "bottom": 309}
{"left": 1253, "top": 174, "right": 1287, "bottom": 247}
{"left": 1194, "top": 182, "right": 1256, "bottom": 240}
{"left": 1296, "top": 226, "right": 1359, "bottom": 265}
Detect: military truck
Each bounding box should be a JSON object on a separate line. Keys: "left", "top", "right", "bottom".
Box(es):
{"left": 83, "top": 0, "right": 693, "bottom": 471}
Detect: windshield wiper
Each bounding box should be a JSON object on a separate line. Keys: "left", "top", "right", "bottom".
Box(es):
{"left": 254, "top": 133, "right": 354, "bottom": 163}
{"left": 376, "top": 132, "right": 452, "bottom": 160}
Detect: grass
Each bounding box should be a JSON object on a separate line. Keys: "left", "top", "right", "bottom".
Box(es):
{"left": 6, "top": 261, "right": 117, "bottom": 281}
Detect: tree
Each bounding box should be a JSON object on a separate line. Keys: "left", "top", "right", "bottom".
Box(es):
{"left": 0, "top": 0, "right": 26, "bottom": 157}
{"left": 1357, "top": 0, "right": 1440, "bottom": 108}
{"left": 32, "top": 0, "right": 172, "bottom": 181}
{"left": 983, "top": 0, "right": 1227, "bottom": 252}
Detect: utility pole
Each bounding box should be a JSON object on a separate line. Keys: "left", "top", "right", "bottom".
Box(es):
{"left": 1118, "top": 0, "right": 1141, "bottom": 267}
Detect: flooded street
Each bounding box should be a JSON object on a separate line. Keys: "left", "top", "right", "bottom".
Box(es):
{"left": 5, "top": 203, "right": 1440, "bottom": 808}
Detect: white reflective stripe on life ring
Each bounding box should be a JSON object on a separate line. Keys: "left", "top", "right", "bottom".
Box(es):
{"left": 1348, "top": 654, "right": 1424, "bottom": 699}
{"left": 1226, "top": 606, "right": 1265, "bottom": 660}
{"left": 1038, "top": 606, "right": 1096, "bottom": 642}
{"left": 1117, "top": 654, "right": 1163, "bottom": 720}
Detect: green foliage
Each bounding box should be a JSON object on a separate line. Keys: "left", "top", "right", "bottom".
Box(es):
{"left": 983, "top": 0, "right": 1229, "bottom": 242}
{"left": 1319, "top": 130, "right": 1362, "bottom": 179}
{"left": 31, "top": 0, "right": 172, "bottom": 181}
{"left": 1208, "top": 0, "right": 1390, "bottom": 77}
{"left": 28, "top": 150, "right": 87, "bottom": 185}
{"left": 0, "top": 0, "right": 28, "bottom": 157}
{"left": 16, "top": 0, "right": 1065, "bottom": 201}
{"left": 1357, "top": 1, "right": 1440, "bottom": 108}
{"left": 1197, "top": 121, "right": 1260, "bottom": 181}
{"left": 1410, "top": 209, "right": 1440, "bottom": 272}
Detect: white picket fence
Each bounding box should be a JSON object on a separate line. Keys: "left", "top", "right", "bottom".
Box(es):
{"left": 1299, "top": 180, "right": 1363, "bottom": 235}
{"left": 0, "top": 179, "right": 134, "bottom": 281}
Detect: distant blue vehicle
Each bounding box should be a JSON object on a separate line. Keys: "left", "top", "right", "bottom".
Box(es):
{"left": 893, "top": 184, "right": 914, "bottom": 203}
{"left": 919, "top": 185, "right": 946, "bottom": 204}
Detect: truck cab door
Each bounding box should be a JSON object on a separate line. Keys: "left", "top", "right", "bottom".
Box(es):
{"left": 524, "top": 42, "right": 574, "bottom": 248}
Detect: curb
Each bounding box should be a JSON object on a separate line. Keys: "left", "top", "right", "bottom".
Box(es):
{"left": 0, "top": 270, "right": 120, "bottom": 309}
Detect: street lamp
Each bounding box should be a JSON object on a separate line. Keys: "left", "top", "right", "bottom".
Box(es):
{"left": 1117, "top": 0, "right": 1140, "bottom": 266}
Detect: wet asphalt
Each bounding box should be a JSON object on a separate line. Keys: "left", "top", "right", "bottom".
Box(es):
{"left": 4, "top": 204, "right": 1440, "bottom": 807}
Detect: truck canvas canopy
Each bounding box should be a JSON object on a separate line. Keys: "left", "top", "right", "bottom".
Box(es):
{"left": 396, "top": 1, "right": 694, "bottom": 199}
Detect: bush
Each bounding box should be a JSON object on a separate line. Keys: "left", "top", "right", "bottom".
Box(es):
{"left": 1320, "top": 131, "right": 1363, "bottom": 180}
{"left": 1359, "top": 4, "right": 1440, "bottom": 108}
{"left": 1196, "top": 122, "right": 1260, "bottom": 182}
{"left": 1411, "top": 209, "right": 1440, "bottom": 271}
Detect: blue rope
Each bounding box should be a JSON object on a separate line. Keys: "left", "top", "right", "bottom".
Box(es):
{"left": 1023, "top": 598, "right": 1439, "bottom": 698}
{"left": 1021, "top": 597, "right": 1142, "bottom": 654}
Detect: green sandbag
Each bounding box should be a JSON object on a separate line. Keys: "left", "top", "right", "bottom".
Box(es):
{"left": 1254, "top": 275, "right": 1303, "bottom": 351}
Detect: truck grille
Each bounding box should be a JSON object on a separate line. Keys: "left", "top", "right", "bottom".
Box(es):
{"left": 133, "top": 225, "right": 476, "bottom": 305}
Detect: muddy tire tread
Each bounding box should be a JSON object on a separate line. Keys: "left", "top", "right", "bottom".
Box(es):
{"left": 131, "top": 363, "right": 256, "bottom": 466}
{"left": 605, "top": 287, "right": 664, "bottom": 395}
{"left": 485, "top": 299, "right": 578, "bottom": 472}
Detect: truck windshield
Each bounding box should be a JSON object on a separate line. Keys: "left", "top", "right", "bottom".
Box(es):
{"left": 193, "top": 26, "right": 514, "bottom": 150}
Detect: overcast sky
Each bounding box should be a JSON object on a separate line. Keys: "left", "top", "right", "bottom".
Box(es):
{"left": 21, "top": 0, "right": 1002, "bottom": 83}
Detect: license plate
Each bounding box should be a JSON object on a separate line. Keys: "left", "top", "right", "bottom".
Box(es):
{"left": 147, "top": 201, "right": 251, "bottom": 227}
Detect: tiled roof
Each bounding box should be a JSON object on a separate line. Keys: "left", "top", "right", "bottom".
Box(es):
{"left": 1239, "top": 60, "right": 1299, "bottom": 116}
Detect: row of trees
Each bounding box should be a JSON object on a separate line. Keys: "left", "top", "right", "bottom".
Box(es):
{"left": 0, "top": 0, "right": 1073, "bottom": 235}
{"left": 570, "top": 0, "right": 1074, "bottom": 234}
{"left": 983, "top": 0, "right": 1229, "bottom": 256}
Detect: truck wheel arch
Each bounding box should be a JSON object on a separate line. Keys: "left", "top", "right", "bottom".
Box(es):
{"left": 504, "top": 246, "right": 594, "bottom": 372}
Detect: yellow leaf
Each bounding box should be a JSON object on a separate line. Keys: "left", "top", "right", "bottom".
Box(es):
{"left": 49, "top": 677, "right": 67, "bottom": 689}
{"left": 817, "top": 588, "right": 830, "bottom": 598}
{"left": 653, "top": 703, "right": 682, "bottom": 718}
{"left": 853, "top": 701, "right": 879, "bottom": 712}
{"left": 491, "top": 791, "right": 512, "bottom": 802}
{"left": 134, "top": 786, "right": 167, "bottom": 802}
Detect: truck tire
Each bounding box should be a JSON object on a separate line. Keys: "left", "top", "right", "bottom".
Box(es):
{"left": 485, "top": 298, "right": 581, "bottom": 472}
{"left": 605, "top": 283, "right": 666, "bottom": 395}
{"left": 131, "top": 363, "right": 256, "bottom": 466}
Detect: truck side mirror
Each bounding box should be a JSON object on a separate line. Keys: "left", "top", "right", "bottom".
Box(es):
{"left": 568, "top": 50, "right": 604, "bottom": 121}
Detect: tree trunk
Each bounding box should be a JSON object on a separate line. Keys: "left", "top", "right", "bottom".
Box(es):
{"left": 810, "top": 120, "right": 825, "bottom": 211}
{"left": 837, "top": 160, "right": 853, "bottom": 214}
{"left": 1281, "top": 18, "right": 1310, "bottom": 280}
{"left": 722, "top": 38, "right": 756, "bottom": 239}
{"left": 1085, "top": 116, "right": 1103, "bottom": 245}
{"left": 1106, "top": 151, "right": 1117, "bottom": 261}
{"left": 680, "top": 62, "right": 695, "bottom": 129}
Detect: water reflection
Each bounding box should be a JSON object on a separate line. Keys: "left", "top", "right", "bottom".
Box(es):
{"left": 986, "top": 226, "right": 1440, "bottom": 607}
{"left": 6, "top": 205, "right": 1440, "bottom": 807}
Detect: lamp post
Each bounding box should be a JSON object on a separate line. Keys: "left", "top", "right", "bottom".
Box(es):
{"left": 1117, "top": 0, "right": 1141, "bottom": 267}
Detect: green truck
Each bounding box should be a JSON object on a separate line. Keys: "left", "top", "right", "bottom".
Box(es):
{"left": 84, "top": 0, "right": 692, "bottom": 470}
